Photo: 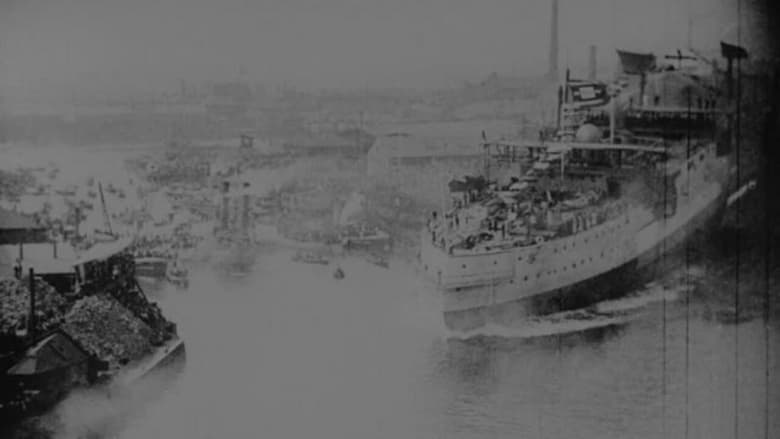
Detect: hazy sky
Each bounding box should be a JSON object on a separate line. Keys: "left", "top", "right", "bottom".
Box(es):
{"left": 0, "top": 0, "right": 764, "bottom": 101}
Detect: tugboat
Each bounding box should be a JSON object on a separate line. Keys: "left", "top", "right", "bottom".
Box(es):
{"left": 134, "top": 255, "right": 169, "bottom": 282}
{"left": 339, "top": 223, "right": 392, "bottom": 253}
{"left": 165, "top": 259, "right": 189, "bottom": 289}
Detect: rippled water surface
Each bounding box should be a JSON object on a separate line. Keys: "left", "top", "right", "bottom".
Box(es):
{"left": 54, "top": 247, "right": 772, "bottom": 439}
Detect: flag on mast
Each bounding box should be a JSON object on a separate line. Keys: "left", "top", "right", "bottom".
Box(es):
{"left": 720, "top": 41, "right": 748, "bottom": 59}
{"left": 616, "top": 50, "right": 657, "bottom": 75}
{"left": 565, "top": 79, "right": 610, "bottom": 108}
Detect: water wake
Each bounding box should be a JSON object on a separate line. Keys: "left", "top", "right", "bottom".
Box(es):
{"left": 447, "top": 277, "right": 696, "bottom": 341}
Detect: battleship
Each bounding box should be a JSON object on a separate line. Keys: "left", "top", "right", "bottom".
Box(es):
{"left": 420, "top": 45, "right": 745, "bottom": 332}
{"left": 213, "top": 174, "right": 259, "bottom": 277}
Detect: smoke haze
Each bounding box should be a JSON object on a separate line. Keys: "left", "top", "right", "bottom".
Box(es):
{"left": 0, "top": 0, "right": 765, "bottom": 103}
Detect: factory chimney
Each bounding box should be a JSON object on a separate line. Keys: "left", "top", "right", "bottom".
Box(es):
{"left": 588, "top": 45, "right": 597, "bottom": 80}
{"left": 221, "top": 181, "right": 231, "bottom": 230}
{"left": 547, "top": 0, "right": 559, "bottom": 80}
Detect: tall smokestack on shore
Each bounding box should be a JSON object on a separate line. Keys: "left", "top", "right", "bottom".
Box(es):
{"left": 588, "top": 45, "right": 597, "bottom": 79}
{"left": 221, "top": 181, "right": 230, "bottom": 230}
{"left": 547, "top": 0, "right": 559, "bottom": 80}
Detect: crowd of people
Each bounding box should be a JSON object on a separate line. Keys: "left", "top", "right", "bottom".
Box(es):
{"left": 128, "top": 227, "right": 204, "bottom": 261}
{"left": 428, "top": 168, "right": 629, "bottom": 254}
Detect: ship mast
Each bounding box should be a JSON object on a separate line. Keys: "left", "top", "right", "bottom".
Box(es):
{"left": 547, "top": 0, "right": 559, "bottom": 80}
{"left": 98, "top": 182, "right": 113, "bottom": 236}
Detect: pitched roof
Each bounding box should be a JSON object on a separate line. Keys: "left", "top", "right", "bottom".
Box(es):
{"left": 0, "top": 242, "right": 77, "bottom": 274}
{"left": 0, "top": 208, "right": 41, "bottom": 230}
{"left": 74, "top": 237, "right": 133, "bottom": 265}
{"left": 6, "top": 330, "right": 90, "bottom": 375}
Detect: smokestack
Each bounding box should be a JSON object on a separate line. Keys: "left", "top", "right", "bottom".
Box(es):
{"left": 221, "top": 180, "right": 231, "bottom": 230}
{"left": 221, "top": 196, "right": 230, "bottom": 230}
{"left": 28, "top": 268, "right": 36, "bottom": 342}
{"left": 241, "top": 193, "right": 251, "bottom": 232}
{"left": 588, "top": 45, "right": 597, "bottom": 80}
{"left": 548, "top": 0, "right": 559, "bottom": 80}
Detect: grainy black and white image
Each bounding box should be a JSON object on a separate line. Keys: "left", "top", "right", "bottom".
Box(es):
{"left": 1, "top": 0, "right": 778, "bottom": 438}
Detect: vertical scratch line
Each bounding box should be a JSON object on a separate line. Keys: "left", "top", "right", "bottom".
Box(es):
{"left": 734, "top": 2, "right": 742, "bottom": 439}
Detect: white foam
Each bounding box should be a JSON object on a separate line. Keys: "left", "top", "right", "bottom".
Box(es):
{"left": 447, "top": 275, "right": 695, "bottom": 341}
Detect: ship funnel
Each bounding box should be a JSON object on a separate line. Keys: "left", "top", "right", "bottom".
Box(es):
{"left": 588, "top": 45, "right": 597, "bottom": 80}
{"left": 221, "top": 196, "right": 230, "bottom": 230}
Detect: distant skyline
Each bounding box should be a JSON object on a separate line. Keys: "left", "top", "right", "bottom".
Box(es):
{"left": 0, "top": 0, "right": 769, "bottom": 103}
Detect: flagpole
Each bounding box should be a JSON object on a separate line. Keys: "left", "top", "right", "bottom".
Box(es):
{"left": 556, "top": 85, "right": 563, "bottom": 131}
{"left": 610, "top": 62, "right": 617, "bottom": 144}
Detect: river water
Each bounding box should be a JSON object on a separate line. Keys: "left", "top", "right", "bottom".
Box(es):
{"left": 40, "top": 248, "right": 774, "bottom": 439}
{"left": 3, "top": 144, "right": 777, "bottom": 438}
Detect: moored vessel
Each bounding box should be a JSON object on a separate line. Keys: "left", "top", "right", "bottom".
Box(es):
{"left": 0, "top": 238, "right": 186, "bottom": 427}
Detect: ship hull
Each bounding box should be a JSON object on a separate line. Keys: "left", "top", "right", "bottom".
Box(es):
{"left": 441, "top": 189, "right": 725, "bottom": 333}
{"left": 135, "top": 258, "right": 168, "bottom": 280}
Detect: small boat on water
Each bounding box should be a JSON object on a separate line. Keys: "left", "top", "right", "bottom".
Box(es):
{"left": 227, "top": 265, "right": 252, "bottom": 278}
{"left": 333, "top": 267, "right": 345, "bottom": 279}
{"left": 292, "top": 249, "right": 330, "bottom": 265}
{"left": 135, "top": 256, "right": 168, "bottom": 281}
{"left": 367, "top": 254, "right": 389, "bottom": 269}
{"left": 165, "top": 263, "right": 189, "bottom": 288}
{"left": 340, "top": 226, "right": 391, "bottom": 252}
{"left": 712, "top": 308, "right": 756, "bottom": 325}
